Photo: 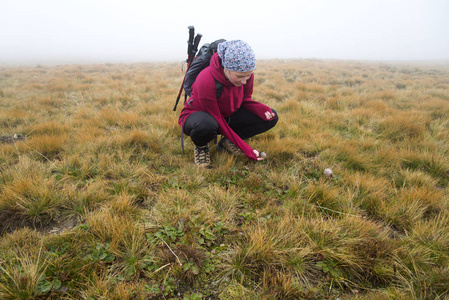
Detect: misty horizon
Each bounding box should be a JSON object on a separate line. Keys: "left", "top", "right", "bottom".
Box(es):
{"left": 1, "top": 0, "right": 448, "bottom": 66}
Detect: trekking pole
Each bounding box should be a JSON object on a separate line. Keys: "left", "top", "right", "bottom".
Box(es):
{"left": 187, "top": 25, "right": 195, "bottom": 58}
{"left": 173, "top": 26, "right": 202, "bottom": 111}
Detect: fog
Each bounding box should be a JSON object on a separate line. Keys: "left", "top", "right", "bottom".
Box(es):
{"left": 1, "top": 0, "right": 448, "bottom": 65}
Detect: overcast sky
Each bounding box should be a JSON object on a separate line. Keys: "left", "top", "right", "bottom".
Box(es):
{"left": 1, "top": 0, "right": 448, "bottom": 64}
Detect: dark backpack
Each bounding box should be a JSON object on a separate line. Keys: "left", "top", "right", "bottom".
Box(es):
{"left": 173, "top": 39, "right": 226, "bottom": 111}
{"left": 183, "top": 39, "right": 226, "bottom": 97}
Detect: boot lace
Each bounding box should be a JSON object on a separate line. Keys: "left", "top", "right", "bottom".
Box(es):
{"left": 194, "top": 145, "right": 210, "bottom": 167}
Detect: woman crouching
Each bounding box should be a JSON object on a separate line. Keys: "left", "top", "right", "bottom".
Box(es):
{"left": 178, "top": 40, "right": 278, "bottom": 167}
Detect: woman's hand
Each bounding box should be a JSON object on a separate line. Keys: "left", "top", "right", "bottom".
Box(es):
{"left": 253, "top": 149, "right": 265, "bottom": 161}
{"left": 264, "top": 111, "right": 275, "bottom": 120}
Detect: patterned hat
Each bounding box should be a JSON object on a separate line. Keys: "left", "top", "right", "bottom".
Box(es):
{"left": 217, "top": 40, "right": 256, "bottom": 72}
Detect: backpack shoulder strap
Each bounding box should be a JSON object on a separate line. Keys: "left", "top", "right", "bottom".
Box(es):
{"left": 214, "top": 78, "right": 223, "bottom": 99}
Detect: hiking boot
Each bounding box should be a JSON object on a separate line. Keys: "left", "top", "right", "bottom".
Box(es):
{"left": 194, "top": 144, "right": 211, "bottom": 168}
{"left": 217, "top": 138, "right": 243, "bottom": 156}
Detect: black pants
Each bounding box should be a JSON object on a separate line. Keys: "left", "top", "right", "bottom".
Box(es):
{"left": 183, "top": 108, "right": 278, "bottom": 147}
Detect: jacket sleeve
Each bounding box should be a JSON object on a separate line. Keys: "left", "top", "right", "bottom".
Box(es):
{"left": 194, "top": 76, "right": 258, "bottom": 160}
{"left": 241, "top": 75, "right": 274, "bottom": 120}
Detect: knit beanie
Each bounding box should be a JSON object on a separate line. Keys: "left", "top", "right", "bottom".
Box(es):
{"left": 217, "top": 40, "right": 256, "bottom": 72}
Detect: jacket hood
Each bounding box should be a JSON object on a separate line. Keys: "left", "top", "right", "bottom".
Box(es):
{"left": 209, "top": 53, "right": 234, "bottom": 87}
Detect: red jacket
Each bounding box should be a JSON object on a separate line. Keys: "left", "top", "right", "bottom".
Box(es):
{"left": 179, "top": 53, "right": 273, "bottom": 160}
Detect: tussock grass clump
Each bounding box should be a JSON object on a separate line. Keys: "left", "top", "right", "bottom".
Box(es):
{"left": 0, "top": 109, "right": 28, "bottom": 129}
{"left": 380, "top": 187, "right": 446, "bottom": 232}
{"left": 345, "top": 172, "right": 390, "bottom": 212}
{"left": 201, "top": 185, "right": 240, "bottom": 222}
{"left": 28, "top": 121, "right": 72, "bottom": 136}
{"left": 399, "top": 149, "right": 449, "bottom": 186}
{"left": 66, "top": 180, "right": 111, "bottom": 214}
{"left": 379, "top": 111, "right": 429, "bottom": 141}
{"left": 100, "top": 108, "right": 142, "bottom": 128}
{"left": 79, "top": 274, "right": 148, "bottom": 300}
{"left": 0, "top": 157, "right": 65, "bottom": 232}
{"left": 1, "top": 60, "right": 449, "bottom": 299}
{"left": 0, "top": 247, "right": 48, "bottom": 300}
{"left": 392, "top": 168, "right": 440, "bottom": 191}
{"left": 18, "top": 134, "right": 69, "bottom": 160}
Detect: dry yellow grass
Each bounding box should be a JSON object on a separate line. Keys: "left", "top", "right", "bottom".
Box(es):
{"left": 1, "top": 59, "right": 449, "bottom": 299}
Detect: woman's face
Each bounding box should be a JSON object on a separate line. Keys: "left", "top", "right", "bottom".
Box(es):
{"left": 224, "top": 69, "right": 253, "bottom": 87}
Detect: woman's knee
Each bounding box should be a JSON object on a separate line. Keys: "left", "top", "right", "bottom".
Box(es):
{"left": 185, "top": 112, "right": 218, "bottom": 145}
{"left": 268, "top": 108, "right": 279, "bottom": 128}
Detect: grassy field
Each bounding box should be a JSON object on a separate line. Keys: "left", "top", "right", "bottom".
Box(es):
{"left": 1, "top": 59, "right": 449, "bottom": 299}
